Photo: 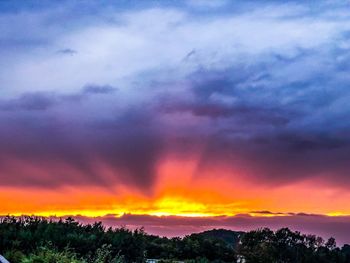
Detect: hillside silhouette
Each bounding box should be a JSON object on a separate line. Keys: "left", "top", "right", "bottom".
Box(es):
{"left": 1, "top": 216, "right": 350, "bottom": 262}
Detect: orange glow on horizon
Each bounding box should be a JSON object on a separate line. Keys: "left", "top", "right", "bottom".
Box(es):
{"left": 1, "top": 156, "right": 350, "bottom": 218}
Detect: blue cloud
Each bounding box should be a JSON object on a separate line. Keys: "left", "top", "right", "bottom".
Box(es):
{"left": 1, "top": 0, "right": 350, "bottom": 189}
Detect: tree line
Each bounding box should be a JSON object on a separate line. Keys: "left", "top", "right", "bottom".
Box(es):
{"left": 0, "top": 216, "right": 350, "bottom": 262}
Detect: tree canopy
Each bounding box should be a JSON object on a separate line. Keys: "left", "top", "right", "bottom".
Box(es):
{"left": 0, "top": 216, "right": 349, "bottom": 263}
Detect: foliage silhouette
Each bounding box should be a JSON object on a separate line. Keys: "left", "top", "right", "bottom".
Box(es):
{"left": 0, "top": 216, "right": 349, "bottom": 262}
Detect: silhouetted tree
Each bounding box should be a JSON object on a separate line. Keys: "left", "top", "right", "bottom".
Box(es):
{"left": 1, "top": 217, "right": 350, "bottom": 263}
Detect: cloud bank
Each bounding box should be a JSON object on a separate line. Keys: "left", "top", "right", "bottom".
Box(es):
{"left": 0, "top": 0, "right": 350, "bottom": 217}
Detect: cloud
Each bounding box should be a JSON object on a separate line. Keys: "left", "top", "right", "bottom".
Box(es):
{"left": 186, "top": 0, "right": 229, "bottom": 9}
{"left": 1, "top": 1, "right": 347, "bottom": 95}
{"left": 0, "top": 0, "right": 350, "bottom": 192}
{"left": 56, "top": 48, "right": 77, "bottom": 56}
{"left": 82, "top": 84, "right": 116, "bottom": 94}
{"left": 0, "top": 92, "right": 56, "bottom": 111}
{"left": 0, "top": 84, "right": 162, "bottom": 190}
{"left": 0, "top": 106, "right": 163, "bottom": 190}
{"left": 0, "top": 84, "right": 117, "bottom": 111}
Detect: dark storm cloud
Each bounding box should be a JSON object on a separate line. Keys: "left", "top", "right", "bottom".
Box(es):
{"left": 0, "top": 90, "right": 162, "bottom": 190}
{"left": 0, "top": 84, "right": 117, "bottom": 111}
{"left": 90, "top": 110, "right": 164, "bottom": 188}
{"left": 3, "top": 41, "right": 350, "bottom": 189}
{"left": 1, "top": 0, "right": 350, "bottom": 192}
{"left": 0, "top": 92, "right": 56, "bottom": 111}
{"left": 155, "top": 41, "right": 350, "bottom": 185}
{"left": 161, "top": 99, "right": 291, "bottom": 125}
{"left": 2, "top": 39, "right": 350, "bottom": 190}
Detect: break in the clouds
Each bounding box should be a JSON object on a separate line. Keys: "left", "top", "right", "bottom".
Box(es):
{"left": 1, "top": 0, "right": 350, "bottom": 191}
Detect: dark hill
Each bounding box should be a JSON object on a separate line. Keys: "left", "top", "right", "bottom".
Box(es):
{"left": 189, "top": 228, "right": 244, "bottom": 246}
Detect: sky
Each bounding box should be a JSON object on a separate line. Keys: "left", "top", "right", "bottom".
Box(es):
{"left": 1, "top": 0, "right": 350, "bottom": 243}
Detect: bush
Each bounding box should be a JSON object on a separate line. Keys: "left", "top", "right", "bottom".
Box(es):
{"left": 4, "top": 249, "right": 26, "bottom": 262}
{"left": 21, "top": 247, "right": 84, "bottom": 263}
{"left": 88, "top": 244, "right": 125, "bottom": 263}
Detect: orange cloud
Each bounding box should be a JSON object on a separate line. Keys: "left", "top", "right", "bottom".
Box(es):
{"left": 1, "top": 156, "right": 350, "bottom": 218}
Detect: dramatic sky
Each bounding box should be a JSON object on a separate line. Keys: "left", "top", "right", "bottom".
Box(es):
{"left": 1, "top": 0, "right": 350, "bottom": 243}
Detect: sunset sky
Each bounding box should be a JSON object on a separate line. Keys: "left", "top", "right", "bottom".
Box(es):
{"left": 1, "top": 0, "right": 350, "bottom": 243}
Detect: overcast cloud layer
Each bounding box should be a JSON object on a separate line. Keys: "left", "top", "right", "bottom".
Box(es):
{"left": 1, "top": 0, "right": 350, "bottom": 191}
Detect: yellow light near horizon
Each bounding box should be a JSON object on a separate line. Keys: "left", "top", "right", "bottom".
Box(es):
{"left": 326, "top": 212, "right": 350, "bottom": 217}
{"left": 2, "top": 160, "right": 350, "bottom": 220}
